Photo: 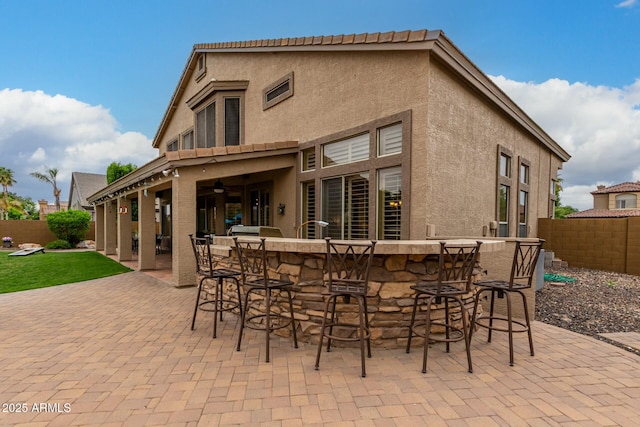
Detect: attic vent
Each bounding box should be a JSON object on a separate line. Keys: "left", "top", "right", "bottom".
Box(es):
{"left": 266, "top": 81, "right": 290, "bottom": 102}
{"left": 263, "top": 72, "right": 294, "bottom": 110}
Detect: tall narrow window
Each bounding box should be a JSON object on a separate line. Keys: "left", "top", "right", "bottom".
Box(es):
{"left": 378, "top": 167, "right": 402, "bottom": 240}
{"left": 167, "top": 139, "right": 178, "bottom": 152}
{"left": 550, "top": 178, "right": 557, "bottom": 218}
{"left": 518, "top": 159, "right": 530, "bottom": 237}
{"left": 519, "top": 190, "right": 528, "bottom": 237}
{"left": 499, "top": 185, "right": 510, "bottom": 237}
{"left": 301, "top": 182, "right": 317, "bottom": 238}
{"left": 196, "top": 103, "right": 215, "bottom": 148}
{"left": 225, "top": 97, "right": 240, "bottom": 146}
{"left": 182, "top": 130, "right": 194, "bottom": 150}
{"left": 497, "top": 146, "right": 513, "bottom": 237}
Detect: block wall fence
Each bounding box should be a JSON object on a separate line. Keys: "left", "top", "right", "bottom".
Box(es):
{"left": 538, "top": 217, "right": 640, "bottom": 276}
{"left": 0, "top": 220, "right": 96, "bottom": 247}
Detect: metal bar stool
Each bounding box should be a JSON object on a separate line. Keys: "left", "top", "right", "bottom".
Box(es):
{"left": 406, "top": 241, "right": 482, "bottom": 373}
{"left": 189, "top": 234, "right": 242, "bottom": 338}
{"left": 233, "top": 237, "right": 298, "bottom": 363}
{"left": 471, "top": 239, "right": 544, "bottom": 366}
{"left": 315, "top": 238, "right": 377, "bottom": 378}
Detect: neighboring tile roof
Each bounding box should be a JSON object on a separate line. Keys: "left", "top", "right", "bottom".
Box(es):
{"left": 566, "top": 208, "right": 640, "bottom": 218}
{"left": 193, "top": 30, "right": 436, "bottom": 50}
{"left": 591, "top": 182, "right": 640, "bottom": 194}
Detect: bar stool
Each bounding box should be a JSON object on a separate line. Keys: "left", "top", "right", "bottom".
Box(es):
{"left": 315, "top": 238, "right": 377, "bottom": 378}
{"left": 233, "top": 237, "right": 298, "bottom": 363}
{"left": 471, "top": 239, "right": 544, "bottom": 366}
{"left": 406, "top": 241, "right": 482, "bottom": 373}
{"left": 189, "top": 234, "right": 242, "bottom": 338}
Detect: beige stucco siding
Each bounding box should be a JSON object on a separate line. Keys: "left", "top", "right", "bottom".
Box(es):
{"left": 159, "top": 50, "right": 429, "bottom": 151}
{"left": 424, "top": 60, "right": 558, "bottom": 237}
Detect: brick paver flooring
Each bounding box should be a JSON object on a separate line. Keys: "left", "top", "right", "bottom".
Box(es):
{"left": 1, "top": 271, "right": 639, "bottom": 426}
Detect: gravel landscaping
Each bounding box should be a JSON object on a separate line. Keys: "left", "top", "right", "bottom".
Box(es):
{"left": 535, "top": 266, "right": 640, "bottom": 355}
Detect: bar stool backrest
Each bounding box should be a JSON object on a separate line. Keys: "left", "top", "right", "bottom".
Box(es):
{"left": 435, "top": 241, "right": 482, "bottom": 294}
{"left": 233, "top": 237, "right": 268, "bottom": 285}
{"left": 325, "top": 238, "right": 377, "bottom": 296}
{"left": 508, "top": 239, "right": 545, "bottom": 289}
{"left": 190, "top": 235, "right": 213, "bottom": 275}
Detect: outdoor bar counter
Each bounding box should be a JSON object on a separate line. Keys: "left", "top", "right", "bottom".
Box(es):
{"left": 212, "top": 237, "right": 505, "bottom": 349}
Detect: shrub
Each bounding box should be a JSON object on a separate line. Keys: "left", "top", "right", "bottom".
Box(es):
{"left": 46, "top": 210, "right": 91, "bottom": 246}
{"left": 45, "top": 239, "right": 73, "bottom": 249}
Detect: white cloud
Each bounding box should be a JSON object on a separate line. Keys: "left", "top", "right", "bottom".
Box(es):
{"left": 491, "top": 76, "right": 640, "bottom": 211}
{"left": 0, "top": 88, "right": 157, "bottom": 203}
{"left": 616, "top": 0, "right": 637, "bottom": 8}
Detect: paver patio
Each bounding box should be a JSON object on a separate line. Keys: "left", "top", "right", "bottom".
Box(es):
{"left": 1, "top": 270, "right": 639, "bottom": 426}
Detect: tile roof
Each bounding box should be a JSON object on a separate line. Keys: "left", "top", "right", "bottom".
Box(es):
{"left": 193, "top": 30, "right": 436, "bottom": 50}
{"left": 566, "top": 208, "right": 640, "bottom": 218}
{"left": 591, "top": 181, "right": 640, "bottom": 194}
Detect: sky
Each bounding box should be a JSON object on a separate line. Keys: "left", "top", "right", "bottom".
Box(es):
{"left": 1, "top": 0, "right": 639, "bottom": 212}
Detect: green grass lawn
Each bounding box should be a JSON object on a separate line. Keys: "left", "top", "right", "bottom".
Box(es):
{"left": 0, "top": 250, "right": 132, "bottom": 294}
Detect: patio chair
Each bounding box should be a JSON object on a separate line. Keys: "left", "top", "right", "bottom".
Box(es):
{"left": 406, "top": 241, "right": 482, "bottom": 373}
{"left": 470, "top": 239, "right": 544, "bottom": 366}
{"left": 315, "top": 238, "right": 377, "bottom": 378}
{"left": 189, "top": 234, "right": 242, "bottom": 338}
{"left": 233, "top": 237, "right": 298, "bottom": 363}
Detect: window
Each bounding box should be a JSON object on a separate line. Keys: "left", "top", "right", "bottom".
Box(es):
{"left": 550, "top": 178, "right": 558, "bottom": 218}
{"left": 299, "top": 111, "right": 410, "bottom": 240}
{"left": 322, "top": 174, "right": 369, "bottom": 240}
{"left": 195, "top": 53, "right": 206, "bottom": 81}
{"left": 520, "top": 163, "right": 529, "bottom": 185}
{"left": 187, "top": 81, "right": 248, "bottom": 148}
{"left": 499, "top": 185, "right": 510, "bottom": 237}
{"left": 378, "top": 124, "right": 402, "bottom": 156}
{"left": 301, "top": 182, "right": 317, "bottom": 238}
{"left": 518, "top": 158, "right": 530, "bottom": 237}
{"left": 378, "top": 167, "right": 402, "bottom": 239}
{"left": 263, "top": 72, "right": 294, "bottom": 110}
{"left": 616, "top": 194, "right": 637, "bottom": 209}
{"left": 224, "top": 97, "right": 240, "bottom": 146}
{"left": 500, "top": 153, "right": 511, "bottom": 178}
{"left": 322, "top": 133, "right": 369, "bottom": 167}
{"left": 196, "top": 102, "right": 215, "bottom": 148}
{"left": 519, "top": 190, "right": 528, "bottom": 237}
{"left": 301, "top": 148, "right": 316, "bottom": 172}
{"left": 167, "top": 139, "right": 178, "bottom": 152}
{"left": 497, "top": 146, "right": 513, "bottom": 237}
{"left": 182, "top": 130, "right": 194, "bottom": 150}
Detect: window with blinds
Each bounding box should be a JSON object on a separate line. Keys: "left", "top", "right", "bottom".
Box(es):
{"left": 301, "top": 182, "right": 317, "bottom": 238}
{"left": 196, "top": 102, "right": 215, "bottom": 148}
{"left": 321, "top": 174, "right": 369, "bottom": 240}
{"left": 378, "top": 167, "right": 402, "bottom": 240}
{"left": 322, "top": 133, "right": 369, "bottom": 167}
{"left": 182, "top": 130, "right": 194, "bottom": 150}
{"left": 378, "top": 123, "right": 402, "bottom": 156}
{"left": 302, "top": 148, "right": 316, "bottom": 172}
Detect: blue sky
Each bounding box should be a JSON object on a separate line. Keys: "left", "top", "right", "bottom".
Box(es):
{"left": 1, "top": 0, "right": 639, "bottom": 210}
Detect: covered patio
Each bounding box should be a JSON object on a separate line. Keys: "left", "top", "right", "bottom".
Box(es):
{"left": 1, "top": 270, "right": 639, "bottom": 426}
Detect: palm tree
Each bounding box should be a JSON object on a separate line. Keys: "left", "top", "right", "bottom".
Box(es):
{"left": 31, "top": 166, "right": 62, "bottom": 212}
{"left": 0, "top": 167, "right": 17, "bottom": 220}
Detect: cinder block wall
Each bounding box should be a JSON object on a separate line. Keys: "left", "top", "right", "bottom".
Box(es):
{"left": 538, "top": 217, "right": 639, "bottom": 275}
{"left": 0, "top": 220, "right": 96, "bottom": 247}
